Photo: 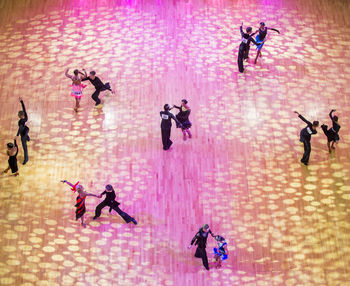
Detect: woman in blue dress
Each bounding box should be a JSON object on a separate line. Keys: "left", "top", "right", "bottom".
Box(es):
{"left": 254, "top": 22, "right": 280, "bottom": 64}
{"left": 213, "top": 235, "right": 228, "bottom": 268}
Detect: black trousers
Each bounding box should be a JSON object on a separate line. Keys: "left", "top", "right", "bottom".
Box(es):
{"left": 161, "top": 127, "right": 172, "bottom": 150}
{"left": 244, "top": 45, "right": 250, "bottom": 60}
{"left": 21, "top": 135, "right": 29, "bottom": 163}
{"left": 195, "top": 246, "right": 209, "bottom": 270}
{"left": 94, "top": 200, "right": 134, "bottom": 223}
{"left": 237, "top": 45, "right": 245, "bottom": 73}
{"left": 300, "top": 138, "right": 311, "bottom": 164}
{"left": 91, "top": 83, "right": 112, "bottom": 105}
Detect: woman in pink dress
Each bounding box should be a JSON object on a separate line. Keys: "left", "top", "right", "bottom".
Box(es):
{"left": 65, "top": 68, "right": 87, "bottom": 112}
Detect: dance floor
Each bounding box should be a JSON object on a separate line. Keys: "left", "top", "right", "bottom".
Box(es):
{"left": 1, "top": 0, "right": 350, "bottom": 285}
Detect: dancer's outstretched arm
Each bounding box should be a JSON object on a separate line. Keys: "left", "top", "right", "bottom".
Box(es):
{"left": 268, "top": 27, "right": 280, "bottom": 34}
{"left": 65, "top": 68, "right": 72, "bottom": 79}
{"left": 98, "top": 191, "right": 106, "bottom": 199}
{"left": 61, "top": 180, "right": 74, "bottom": 187}
{"left": 85, "top": 192, "right": 99, "bottom": 198}
{"left": 294, "top": 111, "right": 312, "bottom": 125}
{"left": 19, "top": 97, "right": 28, "bottom": 121}
{"left": 329, "top": 109, "right": 336, "bottom": 120}
{"left": 82, "top": 68, "right": 88, "bottom": 78}
{"left": 240, "top": 22, "right": 244, "bottom": 37}
{"left": 251, "top": 30, "right": 258, "bottom": 37}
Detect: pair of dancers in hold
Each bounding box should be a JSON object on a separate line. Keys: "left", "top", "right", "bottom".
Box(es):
{"left": 188, "top": 224, "right": 229, "bottom": 270}
{"left": 65, "top": 68, "right": 114, "bottom": 111}
{"left": 295, "top": 109, "right": 340, "bottom": 165}
{"left": 3, "top": 98, "right": 31, "bottom": 176}
{"left": 160, "top": 99, "right": 192, "bottom": 150}
{"left": 61, "top": 180, "right": 137, "bottom": 228}
{"left": 238, "top": 21, "right": 280, "bottom": 72}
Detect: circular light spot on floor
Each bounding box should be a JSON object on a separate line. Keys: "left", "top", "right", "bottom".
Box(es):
{"left": 43, "top": 246, "right": 56, "bottom": 253}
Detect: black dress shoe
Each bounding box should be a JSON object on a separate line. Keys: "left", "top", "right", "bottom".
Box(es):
{"left": 131, "top": 219, "right": 137, "bottom": 225}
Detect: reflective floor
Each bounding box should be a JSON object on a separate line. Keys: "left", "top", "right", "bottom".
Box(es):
{"left": 0, "top": 0, "right": 350, "bottom": 285}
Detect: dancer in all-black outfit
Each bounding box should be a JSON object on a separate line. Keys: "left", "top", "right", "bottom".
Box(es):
{"left": 173, "top": 99, "right": 192, "bottom": 141}
{"left": 3, "top": 137, "right": 19, "bottom": 176}
{"left": 160, "top": 104, "right": 183, "bottom": 150}
{"left": 82, "top": 70, "right": 114, "bottom": 106}
{"left": 253, "top": 22, "right": 280, "bottom": 64}
{"left": 17, "top": 98, "right": 30, "bottom": 164}
{"left": 321, "top": 109, "right": 341, "bottom": 153}
{"left": 61, "top": 180, "right": 99, "bottom": 227}
{"left": 294, "top": 111, "right": 319, "bottom": 165}
{"left": 238, "top": 22, "right": 260, "bottom": 73}
{"left": 93, "top": 184, "right": 137, "bottom": 225}
{"left": 188, "top": 224, "right": 215, "bottom": 270}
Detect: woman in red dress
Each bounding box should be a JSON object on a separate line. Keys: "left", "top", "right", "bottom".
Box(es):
{"left": 61, "top": 180, "right": 99, "bottom": 227}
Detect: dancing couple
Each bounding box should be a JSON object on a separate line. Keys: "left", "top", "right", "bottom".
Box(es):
{"left": 237, "top": 22, "right": 280, "bottom": 72}
{"left": 295, "top": 109, "right": 340, "bottom": 165}
{"left": 2, "top": 98, "right": 31, "bottom": 176}
{"left": 188, "top": 224, "right": 229, "bottom": 270}
{"left": 160, "top": 99, "right": 192, "bottom": 150}
{"left": 61, "top": 180, "right": 137, "bottom": 227}
{"left": 65, "top": 68, "right": 114, "bottom": 111}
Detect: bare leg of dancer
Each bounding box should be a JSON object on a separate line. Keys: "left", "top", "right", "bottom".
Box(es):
{"left": 254, "top": 50, "right": 261, "bottom": 64}
{"left": 74, "top": 98, "right": 81, "bottom": 112}
{"left": 2, "top": 166, "right": 10, "bottom": 174}
{"left": 81, "top": 215, "right": 86, "bottom": 227}
{"left": 186, "top": 129, "right": 192, "bottom": 138}
{"left": 182, "top": 130, "right": 187, "bottom": 141}
{"left": 331, "top": 141, "right": 336, "bottom": 150}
